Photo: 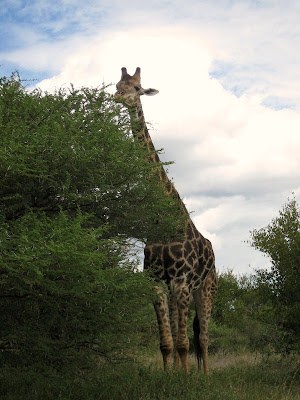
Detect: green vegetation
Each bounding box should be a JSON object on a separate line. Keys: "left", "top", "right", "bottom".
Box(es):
{"left": 1, "top": 356, "right": 299, "bottom": 399}
{"left": 0, "top": 72, "right": 184, "bottom": 240}
{"left": 0, "top": 73, "right": 299, "bottom": 399}
{"left": 0, "top": 72, "right": 183, "bottom": 394}
{"left": 250, "top": 196, "right": 300, "bottom": 353}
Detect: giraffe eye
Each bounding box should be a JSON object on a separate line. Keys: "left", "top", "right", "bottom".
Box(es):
{"left": 134, "top": 86, "right": 141, "bottom": 92}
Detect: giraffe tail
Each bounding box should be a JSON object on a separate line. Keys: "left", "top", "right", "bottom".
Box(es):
{"left": 193, "top": 311, "right": 202, "bottom": 369}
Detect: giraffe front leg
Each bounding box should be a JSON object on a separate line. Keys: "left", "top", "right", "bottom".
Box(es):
{"left": 175, "top": 287, "right": 191, "bottom": 373}
{"left": 153, "top": 287, "right": 173, "bottom": 370}
{"left": 169, "top": 293, "right": 180, "bottom": 368}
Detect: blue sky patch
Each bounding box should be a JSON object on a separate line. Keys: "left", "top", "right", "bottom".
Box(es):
{"left": 0, "top": 62, "right": 51, "bottom": 85}
{"left": 262, "top": 96, "right": 295, "bottom": 111}
{"left": 209, "top": 59, "right": 250, "bottom": 98}
{"left": 0, "top": 0, "right": 106, "bottom": 52}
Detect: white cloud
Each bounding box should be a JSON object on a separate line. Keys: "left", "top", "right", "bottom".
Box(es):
{"left": 3, "top": 1, "right": 300, "bottom": 107}
{"left": 33, "top": 26, "right": 300, "bottom": 274}
{"left": 189, "top": 194, "right": 280, "bottom": 272}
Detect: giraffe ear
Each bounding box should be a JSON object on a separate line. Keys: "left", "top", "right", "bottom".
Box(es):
{"left": 144, "top": 88, "right": 159, "bottom": 96}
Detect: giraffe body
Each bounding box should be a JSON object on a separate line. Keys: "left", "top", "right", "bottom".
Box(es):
{"left": 115, "top": 67, "right": 217, "bottom": 373}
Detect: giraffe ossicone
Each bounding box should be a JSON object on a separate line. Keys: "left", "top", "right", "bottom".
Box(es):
{"left": 115, "top": 67, "right": 218, "bottom": 374}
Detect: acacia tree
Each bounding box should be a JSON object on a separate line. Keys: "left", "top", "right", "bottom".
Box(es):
{"left": 250, "top": 197, "right": 300, "bottom": 352}
{"left": 0, "top": 73, "right": 185, "bottom": 374}
{"left": 0, "top": 73, "right": 183, "bottom": 241}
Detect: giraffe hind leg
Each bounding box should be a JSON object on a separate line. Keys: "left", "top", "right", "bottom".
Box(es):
{"left": 193, "top": 284, "right": 214, "bottom": 375}
{"left": 193, "top": 311, "right": 202, "bottom": 369}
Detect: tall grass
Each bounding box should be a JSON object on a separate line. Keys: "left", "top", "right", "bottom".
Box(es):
{"left": 1, "top": 354, "right": 299, "bottom": 400}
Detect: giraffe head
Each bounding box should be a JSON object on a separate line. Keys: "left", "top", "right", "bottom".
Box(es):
{"left": 115, "top": 67, "right": 159, "bottom": 106}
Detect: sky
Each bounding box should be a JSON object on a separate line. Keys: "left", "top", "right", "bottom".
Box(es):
{"left": 1, "top": 0, "right": 300, "bottom": 275}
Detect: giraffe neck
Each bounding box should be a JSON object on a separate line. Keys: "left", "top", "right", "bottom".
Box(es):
{"left": 128, "top": 101, "right": 161, "bottom": 163}
{"left": 128, "top": 99, "right": 189, "bottom": 216}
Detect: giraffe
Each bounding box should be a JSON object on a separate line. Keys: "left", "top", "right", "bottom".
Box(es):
{"left": 115, "top": 67, "right": 218, "bottom": 374}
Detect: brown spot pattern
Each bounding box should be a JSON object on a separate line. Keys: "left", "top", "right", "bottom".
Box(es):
{"left": 115, "top": 67, "right": 218, "bottom": 374}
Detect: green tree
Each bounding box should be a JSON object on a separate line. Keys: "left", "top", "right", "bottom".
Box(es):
{"left": 212, "top": 270, "right": 244, "bottom": 327}
{"left": 250, "top": 197, "right": 300, "bottom": 352}
{"left": 0, "top": 211, "right": 154, "bottom": 365}
{"left": 0, "top": 72, "right": 184, "bottom": 242}
{"left": 209, "top": 270, "right": 271, "bottom": 354}
{"left": 0, "top": 73, "right": 185, "bottom": 380}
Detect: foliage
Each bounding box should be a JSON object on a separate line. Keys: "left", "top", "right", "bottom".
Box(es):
{"left": 0, "top": 211, "right": 155, "bottom": 368}
{"left": 0, "top": 72, "right": 185, "bottom": 378}
{"left": 0, "top": 72, "right": 185, "bottom": 242}
{"left": 250, "top": 196, "right": 300, "bottom": 352}
{"left": 210, "top": 270, "right": 272, "bottom": 354}
{"left": 212, "top": 270, "right": 245, "bottom": 327}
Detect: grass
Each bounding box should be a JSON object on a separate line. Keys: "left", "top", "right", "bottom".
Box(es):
{"left": 1, "top": 353, "right": 299, "bottom": 400}
{"left": 141, "top": 349, "right": 261, "bottom": 370}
